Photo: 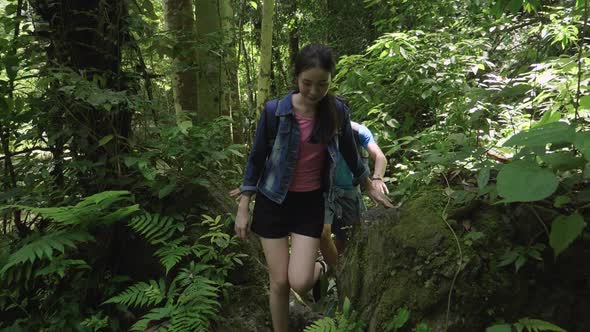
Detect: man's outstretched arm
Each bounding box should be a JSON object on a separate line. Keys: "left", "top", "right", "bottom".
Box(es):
{"left": 367, "top": 142, "right": 389, "bottom": 194}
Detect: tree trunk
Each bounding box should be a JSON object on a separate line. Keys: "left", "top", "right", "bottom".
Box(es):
{"left": 241, "top": 25, "right": 256, "bottom": 144}
{"left": 256, "top": 0, "right": 275, "bottom": 113}
{"left": 233, "top": 0, "right": 247, "bottom": 144}
{"left": 163, "top": 0, "right": 198, "bottom": 121}
{"left": 288, "top": 0, "right": 299, "bottom": 71}
{"left": 195, "top": 0, "right": 223, "bottom": 122}
{"left": 220, "top": 0, "right": 237, "bottom": 141}
{"left": 1, "top": 0, "right": 27, "bottom": 236}
{"left": 30, "top": 0, "right": 132, "bottom": 193}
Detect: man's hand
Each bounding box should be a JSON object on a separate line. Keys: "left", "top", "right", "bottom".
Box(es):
{"left": 372, "top": 178, "right": 389, "bottom": 194}
{"left": 367, "top": 187, "right": 393, "bottom": 208}
{"left": 362, "top": 178, "right": 393, "bottom": 208}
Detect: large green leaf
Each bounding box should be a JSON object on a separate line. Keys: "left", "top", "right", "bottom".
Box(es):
{"left": 503, "top": 122, "right": 575, "bottom": 148}
{"left": 486, "top": 324, "right": 512, "bottom": 332}
{"left": 478, "top": 167, "right": 490, "bottom": 191}
{"left": 549, "top": 213, "right": 586, "bottom": 257}
{"left": 533, "top": 109, "right": 561, "bottom": 127}
{"left": 540, "top": 152, "right": 586, "bottom": 170}
{"left": 497, "top": 160, "right": 558, "bottom": 202}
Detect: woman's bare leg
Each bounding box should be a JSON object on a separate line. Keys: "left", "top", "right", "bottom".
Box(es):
{"left": 288, "top": 233, "right": 321, "bottom": 295}
{"left": 260, "top": 237, "right": 290, "bottom": 332}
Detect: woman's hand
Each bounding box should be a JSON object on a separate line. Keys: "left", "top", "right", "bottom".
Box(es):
{"left": 229, "top": 187, "right": 255, "bottom": 202}
{"left": 234, "top": 196, "right": 252, "bottom": 240}
{"left": 229, "top": 188, "right": 240, "bottom": 198}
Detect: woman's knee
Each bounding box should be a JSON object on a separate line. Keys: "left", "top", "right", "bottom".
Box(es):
{"left": 289, "top": 273, "right": 314, "bottom": 294}
{"left": 269, "top": 275, "right": 290, "bottom": 295}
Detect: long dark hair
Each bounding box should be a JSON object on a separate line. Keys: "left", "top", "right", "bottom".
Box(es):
{"left": 294, "top": 44, "right": 340, "bottom": 144}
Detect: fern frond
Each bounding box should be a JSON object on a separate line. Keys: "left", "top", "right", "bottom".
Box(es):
{"left": 75, "top": 190, "right": 134, "bottom": 207}
{"left": 304, "top": 317, "right": 337, "bottom": 332}
{"left": 177, "top": 276, "right": 219, "bottom": 307}
{"left": 35, "top": 258, "right": 90, "bottom": 278}
{"left": 167, "top": 307, "right": 211, "bottom": 332}
{"left": 129, "top": 213, "right": 183, "bottom": 244}
{"left": 6, "top": 191, "right": 138, "bottom": 227}
{"left": 161, "top": 276, "right": 220, "bottom": 332}
{"left": 127, "top": 276, "right": 221, "bottom": 332}
{"left": 104, "top": 279, "right": 166, "bottom": 308}
{"left": 0, "top": 230, "right": 93, "bottom": 274}
{"left": 176, "top": 262, "right": 215, "bottom": 287}
{"left": 154, "top": 238, "right": 191, "bottom": 275}
{"left": 514, "top": 318, "right": 566, "bottom": 332}
{"left": 130, "top": 306, "right": 174, "bottom": 331}
{"left": 1, "top": 262, "right": 33, "bottom": 286}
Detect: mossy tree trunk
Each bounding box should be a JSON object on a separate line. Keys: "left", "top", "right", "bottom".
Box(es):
{"left": 195, "top": 0, "right": 223, "bottom": 122}
{"left": 163, "top": 0, "right": 198, "bottom": 122}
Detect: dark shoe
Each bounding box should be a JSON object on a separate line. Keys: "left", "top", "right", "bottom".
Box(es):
{"left": 312, "top": 260, "right": 328, "bottom": 302}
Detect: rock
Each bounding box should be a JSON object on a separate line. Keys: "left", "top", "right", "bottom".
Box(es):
{"left": 337, "top": 188, "right": 590, "bottom": 331}
{"left": 213, "top": 236, "right": 272, "bottom": 331}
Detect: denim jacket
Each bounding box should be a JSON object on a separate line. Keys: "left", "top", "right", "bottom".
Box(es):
{"left": 240, "top": 92, "right": 369, "bottom": 204}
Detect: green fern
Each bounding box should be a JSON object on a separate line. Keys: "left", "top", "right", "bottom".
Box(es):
{"left": 154, "top": 237, "right": 192, "bottom": 275}
{"left": 176, "top": 276, "right": 219, "bottom": 307}
{"left": 128, "top": 213, "right": 183, "bottom": 244}
{"left": 305, "top": 317, "right": 337, "bottom": 332}
{"left": 4, "top": 191, "right": 139, "bottom": 227}
{"left": 1, "top": 262, "right": 33, "bottom": 286}
{"left": 104, "top": 279, "right": 166, "bottom": 308}
{"left": 130, "top": 306, "right": 174, "bottom": 331}
{"left": 114, "top": 214, "right": 235, "bottom": 332}
{"left": 0, "top": 191, "right": 139, "bottom": 288}
{"left": 127, "top": 275, "right": 220, "bottom": 332}
{"left": 34, "top": 257, "right": 90, "bottom": 278}
{"left": 0, "top": 230, "right": 93, "bottom": 274}
{"left": 167, "top": 276, "right": 220, "bottom": 332}
{"left": 305, "top": 298, "right": 366, "bottom": 332}
{"left": 165, "top": 307, "right": 211, "bottom": 332}
{"left": 514, "top": 318, "right": 566, "bottom": 332}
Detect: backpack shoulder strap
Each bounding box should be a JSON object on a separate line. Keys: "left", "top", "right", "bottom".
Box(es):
{"left": 334, "top": 96, "right": 347, "bottom": 135}
{"left": 264, "top": 99, "right": 280, "bottom": 150}
{"left": 336, "top": 95, "right": 350, "bottom": 109}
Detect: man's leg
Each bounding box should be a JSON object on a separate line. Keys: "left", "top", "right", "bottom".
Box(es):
{"left": 320, "top": 223, "right": 339, "bottom": 268}
{"left": 334, "top": 236, "right": 347, "bottom": 254}
{"left": 332, "top": 192, "right": 361, "bottom": 256}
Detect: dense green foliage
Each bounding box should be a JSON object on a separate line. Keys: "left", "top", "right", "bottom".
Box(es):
{"left": 334, "top": 0, "right": 589, "bottom": 259}
{"left": 0, "top": 0, "right": 588, "bottom": 330}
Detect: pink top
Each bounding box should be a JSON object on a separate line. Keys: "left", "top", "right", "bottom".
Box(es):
{"left": 289, "top": 112, "right": 326, "bottom": 192}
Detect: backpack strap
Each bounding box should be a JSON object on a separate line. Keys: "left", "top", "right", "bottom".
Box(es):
{"left": 334, "top": 96, "right": 347, "bottom": 135}
{"left": 264, "top": 99, "right": 280, "bottom": 152}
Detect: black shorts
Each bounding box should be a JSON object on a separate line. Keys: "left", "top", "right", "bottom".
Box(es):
{"left": 251, "top": 190, "right": 324, "bottom": 239}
